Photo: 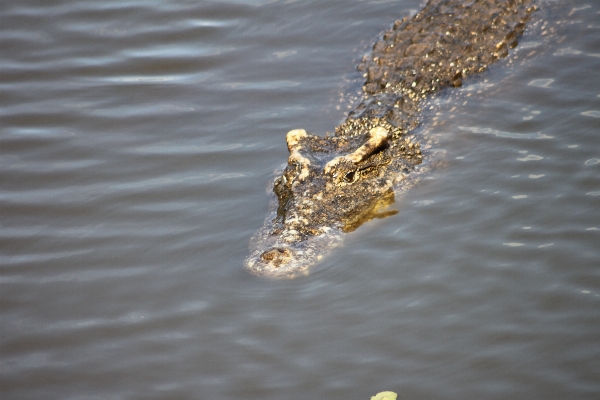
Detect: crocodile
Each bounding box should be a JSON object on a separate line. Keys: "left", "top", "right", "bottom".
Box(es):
{"left": 245, "top": 0, "right": 537, "bottom": 278}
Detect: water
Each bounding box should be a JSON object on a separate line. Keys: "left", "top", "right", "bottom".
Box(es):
{"left": 1, "top": 0, "right": 599, "bottom": 399}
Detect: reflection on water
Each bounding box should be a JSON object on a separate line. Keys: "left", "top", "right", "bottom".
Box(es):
{"left": 1, "top": 0, "right": 599, "bottom": 399}
{"left": 343, "top": 193, "right": 398, "bottom": 232}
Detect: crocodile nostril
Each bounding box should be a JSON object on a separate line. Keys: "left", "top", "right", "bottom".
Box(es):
{"left": 260, "top": 247, "right": 293, "bottom": 268}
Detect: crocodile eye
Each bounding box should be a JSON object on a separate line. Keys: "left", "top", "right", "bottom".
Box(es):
{"left": 343, "top": 170, "right": 356, "bottom": 183}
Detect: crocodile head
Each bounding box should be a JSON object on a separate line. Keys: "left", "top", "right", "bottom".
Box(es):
{"left": 245, "top": 125, "right": 422, "bottom": 278}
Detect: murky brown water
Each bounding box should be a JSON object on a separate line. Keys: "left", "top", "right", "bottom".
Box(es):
{"left": 1, "top": 0, "right": 599, "bottom": 399}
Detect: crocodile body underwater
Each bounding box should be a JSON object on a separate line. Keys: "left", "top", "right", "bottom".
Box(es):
{"left": 245, "top": 0, "right": 537, "bottom": 278}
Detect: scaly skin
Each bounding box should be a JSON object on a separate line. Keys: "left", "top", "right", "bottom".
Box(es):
{"left": 245, "top": 0, "right": 537, "bottom": 278}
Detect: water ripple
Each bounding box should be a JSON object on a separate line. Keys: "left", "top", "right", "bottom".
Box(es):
{"left": 458, "top": 126, "right": 553, "bottom": 139}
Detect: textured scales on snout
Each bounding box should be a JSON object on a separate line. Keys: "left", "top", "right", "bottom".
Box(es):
{"left": 245, "top": 0, "right": 537, "bottom": 278}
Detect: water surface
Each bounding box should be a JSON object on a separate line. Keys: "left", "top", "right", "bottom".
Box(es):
{"left": 1, "top": 0, "right": 599, "bottom": 399}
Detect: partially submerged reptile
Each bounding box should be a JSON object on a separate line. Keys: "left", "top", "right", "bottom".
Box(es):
{"left": 245, "top": 0, "right": 537, "bottom": 278}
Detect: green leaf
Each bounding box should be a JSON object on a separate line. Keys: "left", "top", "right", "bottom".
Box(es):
{"left": 370, "top": 391, "right": 397, "bottom": 400}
